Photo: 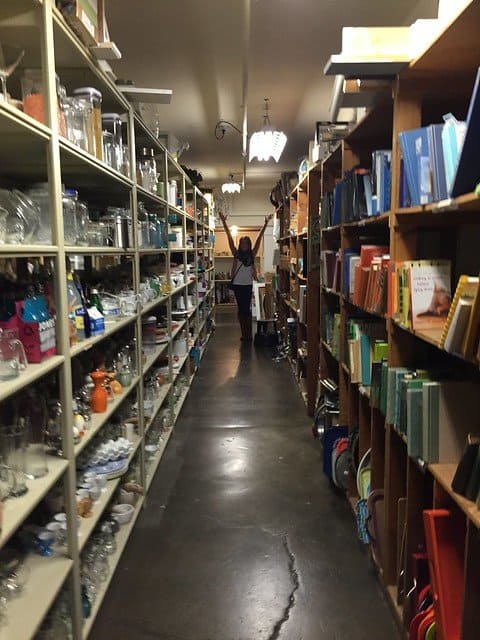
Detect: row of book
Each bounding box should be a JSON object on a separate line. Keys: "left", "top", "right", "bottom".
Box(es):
{"left": 319, "top": 150, "right": 392, "bottom": 228}
{"left": 344, "top": 244, "right": 389, "bottom": 315}
{"left": 371, "top": 365, "right": 479, "bottom": 465}
{"left": 322, "top": 311, "right": 341, "bottom": 358}
{"left": 399, "top": 68, "right": 480, "bottom": 206}
{"left": 347, "top": 319, "right": 387, "bottom": 386}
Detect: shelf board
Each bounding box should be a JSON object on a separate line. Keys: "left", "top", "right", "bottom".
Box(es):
{"left": 321, "top": 339, "right": 339, "bottom": 362}
{"left": 395, "top": 192, "right": 480, "bottom": 225}
{"left": 324, "top": 55, "right": 409, "bottom": 78}
{"left": 145, "top": 383, "right": 172, "bottom": 433}
{"left": 74, "top": 377, "right": 139, "bottom": 457}
{"left": 172, "top": 353, "right": 190, "bottom": 379}
{"left": 343, "top": 211, "right": 391, "bottom": 229}
{"left": 171, "top": 320, "right": 186, "bottom": 339}
{"left": 136, "top": 185, "right": 168, "bottom": 208}
{"left": 59, "top": 137, "right": 134, "bottom": 194}
{"left": 64, "top": 246, "right": 135, "bottom": 255}
{"left": 0, "top": 457, "right": 69, "bottom": 549}
{"left": 172, "top": 385, "right": 190, "bottom": 424}
{"left": 407, "top": 1, "right": 480, "bottom": 78}
{"left": 145, "top": 426, "right": 175, "bottom": 493}
{"left": 343, "top": 296, "right": 386, "bottom": 320}
{"left": 82, "top": 497, "right": 145, "bottom": 639}
{"left": 140, "top": 295, "right": 169, "bottom": 316}
{"left": 0, "top": 355, "right": 64, "bottom": 404}
{"left": 70, "top": 314, "right": 137, "bottom": 358}
{"left": 2, "top": 555, "right": 72, "bottom": 640}
{"left": 138, "top": 247, "right": 168, "bottom": 255}
{"left": 429, "top": 463, "right": 480, "bottom": 529}
{"left": 77, "top": 434, "right": 142, "bottom": 552}
{"left": 321, "top": 224, "right": 342, "bottom": 234}
{"left": 0, "top": 244, "right": 59, "bottom": 257}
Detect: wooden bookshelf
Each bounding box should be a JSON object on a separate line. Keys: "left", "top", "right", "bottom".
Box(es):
{"left": 276, "top": 3, "right": 480, "bottom": 638}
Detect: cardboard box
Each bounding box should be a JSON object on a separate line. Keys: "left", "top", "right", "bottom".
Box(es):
{"left": 59, "top": 0, "right": 100, "bottom": 47}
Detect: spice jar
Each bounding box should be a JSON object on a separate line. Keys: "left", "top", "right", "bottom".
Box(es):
{"left": 73, "top": 87, "right": 103, "bottom": 160}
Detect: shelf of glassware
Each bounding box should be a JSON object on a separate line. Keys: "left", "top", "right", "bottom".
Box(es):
{"left": 70, "top": 315, "right": 137, "bottom": 358}
{"left": 142, "top": 342, "right": 170, "bottom": 378}
{"left": 0, "top": 356, "right": 65, "bottom": 404}
{"left": 145, "top": 383, "right": 172, "bottom": 434}
{"left": 77, "top": 434, "right": 142, "bottom": 552}
{"left": 74, "top": 376, "right": 140, "bottom": 457}
{"left": 0, "top": 457, "right": 69, "bottom": 550}
{"left": 145, "top": 427, "right": 175, "bottom": 493}
{"left": 82, "top": 497, "right": 145, "bottom": 639}
{"left": 0, "top": 555, "right": 73, "bottom": 640}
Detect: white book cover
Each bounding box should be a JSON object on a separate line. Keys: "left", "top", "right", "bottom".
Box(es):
{"left": 409, "top": 260, "right": 451, "bottom": 332}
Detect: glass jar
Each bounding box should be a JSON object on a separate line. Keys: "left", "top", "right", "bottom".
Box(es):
{"left": 21, "top": 70, "right": 65, "bottom": 133}
{"left": 62, "top": 189, "right": 78, "bottom": 245}
{"left": 101, "top": 113, "right": 123, "bottom": 171}
{"left": 75, "top": 97, "right": 95, "bottom": 155}
{"left": 103, "top": 207, "right": 132, "bottom": 249}
{"left": 76, "top": 200, "right": 90, "bottom": 246}
{"left": 73, "top": 87, "right": 103, "bottom": 161}
{"left": 136, "top": 202, "right": 150, "bottom": 248}
{"left": 136, "top": 147, "right": 157, "bottom": 192}
{"left": 63, "top": 96, "right": 88, "bottom": 151}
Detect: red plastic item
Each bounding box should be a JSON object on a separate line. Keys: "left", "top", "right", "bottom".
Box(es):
{"left": 417, "top": 608, "right": 435, "bottom": 640}
{"left": 409, "top": 605, "right": 434, "bottom": 640}
{"left": 423, "top": 509, "right": 466, "bottom": 640}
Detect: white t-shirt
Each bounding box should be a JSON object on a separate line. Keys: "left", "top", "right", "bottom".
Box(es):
{"left": 232, "top": 259, "right": 254, "bottom": 285}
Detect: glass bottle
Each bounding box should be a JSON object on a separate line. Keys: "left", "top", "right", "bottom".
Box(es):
{"left": 66, "top": 269, "right": 82, "bottom": 343}
{"left": 63, "top": 189, "right": 78, "bottom": 245}
{"left": 72, "top": 87, "right": 103, "bottom": 160}
{"left": 89, "top": 289, "right": 103, "bottom": 315}
{"left": 101, "top": 113, "right": 123, "bottom": 171}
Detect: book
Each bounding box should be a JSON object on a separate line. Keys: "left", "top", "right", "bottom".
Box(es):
{"left": 399, "top": 128, "right": 429, "bottom": 206}
{"left": 451, "top": 68, "right": 480, "bottom": 198}
{"left": 440, "top": 275, "right": 478, "bottom": 349}
{"left": 462, "top": 276, "right": 480, "bottom": 359}
{"left": 427, "top": 124, "right": 448, "bottom": 202}
{"left": 409, "top": 260, "right": 451, "bottom": 333}
{"left": 386, "top": 367, "right": 410, "bottom": 426}
{"left": 422, "top": 381, "right": 480, "bottom": 464}
{"left": 443, "top": 298, "right": 473, "bottom": 355}
{"left": 452, "top": 434, "right": 480, "bottom": 497}
{"left": 406, "top": 387, "right": 424, "bottom": 458}
{"left": 442, "top": 112, "right": 467, "bottom": 194}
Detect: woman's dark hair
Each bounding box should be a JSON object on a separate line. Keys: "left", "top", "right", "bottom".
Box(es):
{"left": 236, "top": 236, "right": 253, "bottom": 266}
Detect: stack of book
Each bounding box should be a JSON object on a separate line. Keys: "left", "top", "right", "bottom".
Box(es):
{"left": 398, "top": 68, "right": 480, "bottom": 204}
{"left": 375, "top": 365, "right": 479, "bottom": 464}
{"left": 391, "top": 259, "right": 451, "bottom": 336}
{"left": 344, "top": 244, "right": 389, "bottom": 314}
{"left": 440, "top": 274, "right": 480, "bottom": 360}
{"left": 347, "top": 319, "right": 387, "bottom": 385}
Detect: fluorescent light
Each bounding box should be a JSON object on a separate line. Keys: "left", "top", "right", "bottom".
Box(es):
{"left": 231, "top": 225, "right": 239, "bottom": 237}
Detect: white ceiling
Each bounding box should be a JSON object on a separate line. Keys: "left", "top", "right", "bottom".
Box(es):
{"left": 107, "top": 0, "right": 438, "bottom": 191}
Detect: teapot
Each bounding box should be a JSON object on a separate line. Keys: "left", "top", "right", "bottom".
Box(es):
{"left": 0, "top": 328, "right": 27, "bottom": 381}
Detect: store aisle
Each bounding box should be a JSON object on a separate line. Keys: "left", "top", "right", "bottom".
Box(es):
{"left": 91, "top": 310, "right": 400, "bottom": 640}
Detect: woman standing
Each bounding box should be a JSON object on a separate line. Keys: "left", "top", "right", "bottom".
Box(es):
{"left": 218, "top": 211, "right": 273, "bottom": 341}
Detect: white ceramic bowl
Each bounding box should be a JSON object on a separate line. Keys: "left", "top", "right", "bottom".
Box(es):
{"left": 111, "top": 503, "right": 134, "bottom": 525}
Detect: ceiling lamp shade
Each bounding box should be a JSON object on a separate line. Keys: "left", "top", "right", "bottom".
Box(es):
{"left": 249, "top": 99, "right": 287, "bottom": 163}
{"left": 221, "top": 174, "right": 241, "bottom": 194}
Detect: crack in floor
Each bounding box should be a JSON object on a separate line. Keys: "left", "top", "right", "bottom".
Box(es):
{"left": 267, "top": 534, "right": 300, "bottom": 640}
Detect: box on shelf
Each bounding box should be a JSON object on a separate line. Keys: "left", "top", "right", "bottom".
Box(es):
{"left": 58, "top": 0, "right": 101, "bottom": 47}
{"left": 0, "top": 302, "right": 56, "bottom": 364}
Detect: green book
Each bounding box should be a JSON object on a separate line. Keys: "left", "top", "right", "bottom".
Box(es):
{"left": 386, "top": 368, "right": 409, "bottom": 427}
{"left": 380, "top": 361, "right": 389, "bottom": 416}
{"left": 407, "top": 387, "right": 424, "bottom": 458}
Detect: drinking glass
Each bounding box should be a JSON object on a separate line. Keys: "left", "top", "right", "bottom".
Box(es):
{"left": 0, "top": 427, "right": 28, "bottom": 497}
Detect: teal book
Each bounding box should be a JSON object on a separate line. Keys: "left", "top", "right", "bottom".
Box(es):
{"left": 393, "top": 369, "right": 411, "bottom": 430}
{"left": 407, "top": 387, "right": 424, "bottom": 458}
{"left": 360, "top": 334, "right": 371, "bottom": 386}
{"left": 380, "top": 361, "right": 389, "bottom": 416}
{"left": 386, "top": 367, "right": 409, "bottom": 427}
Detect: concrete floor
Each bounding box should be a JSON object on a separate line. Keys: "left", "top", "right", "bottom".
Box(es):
{"left": 90, "top": 310, "right": 400, "bottom": 640}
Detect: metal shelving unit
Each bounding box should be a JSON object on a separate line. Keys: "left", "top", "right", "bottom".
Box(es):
{"left": 0, "top": 1, "right": 216, "bottom": 637}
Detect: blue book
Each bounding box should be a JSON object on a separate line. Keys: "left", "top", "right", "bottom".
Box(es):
{"left": 398, "top": 129, "right": 429, "bottom": 206}
{"left": 451, "top": 68, "right": 480, "bottom": 197}
{"left": 427, "top": 124, "right": 448, "bottom": 201}
{"left": 332, "top": 181, "right": 343, "bottom": 226}
{"left": 342, "top": 249, "right": 359, "bottom": 297}
{"left": 380, "top": 153, "right": 391, "bottom": 212}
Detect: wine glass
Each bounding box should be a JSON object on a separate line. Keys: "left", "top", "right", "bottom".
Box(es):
{"left": 0, "top": 43, "right": 24, "bottom": 102}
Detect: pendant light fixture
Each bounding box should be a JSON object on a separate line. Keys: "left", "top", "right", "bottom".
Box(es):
{"left": 221, "top": 174, "right": 242, "bottom": 194}
{"left": 249, "top": 98, "right": 287, "bottom": 163}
